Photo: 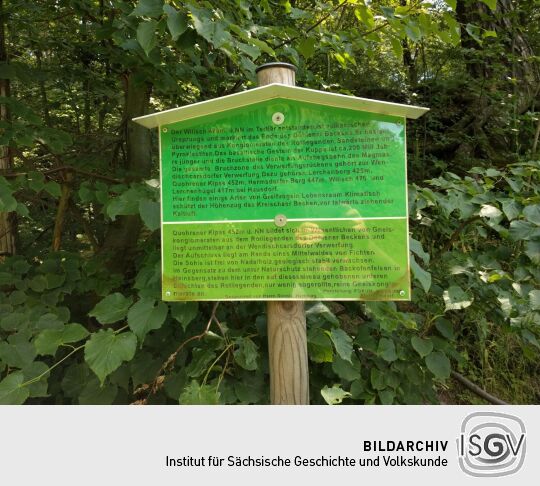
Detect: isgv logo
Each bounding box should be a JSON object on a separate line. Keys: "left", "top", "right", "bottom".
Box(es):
{"left": 457, "top": 412, "right": 526, "bottom": 477}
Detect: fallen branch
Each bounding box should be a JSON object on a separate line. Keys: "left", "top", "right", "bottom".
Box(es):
{"left": 451, "top": 370, "right": 508, "bottom": 405}
{"left": 132, "top": 302, "right": 220, "bottom": 404}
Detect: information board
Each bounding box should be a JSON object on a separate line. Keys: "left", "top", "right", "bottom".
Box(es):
{"left": 160, "top": 98, "right": 410, "bottom": 301}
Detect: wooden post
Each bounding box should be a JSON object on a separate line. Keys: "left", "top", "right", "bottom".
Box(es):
{"left": 256, "top": 63, "right": 309, "bottom": 405}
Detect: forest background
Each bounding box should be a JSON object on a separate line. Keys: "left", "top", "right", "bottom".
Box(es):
{"left": 0, "top": 0, "right": 539, "bottom": 405}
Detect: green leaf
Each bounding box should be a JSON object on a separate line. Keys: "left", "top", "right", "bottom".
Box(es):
{"left": 190, "top": 5, "right": 232, "bottom": 48}
{"left": 186, "top": 348, "right": 216, "bottom": 378}
{"left": 22, "top": 361, "right": 49, "bottom": 397}
{"left": 529, "top": 290, "right": 540, "bottom": 310}
{"left": 332, "top": 355, "right": 361, "bottom": 381}
{"left": 425, "top": 351, "right": 451, "bottom": 379}
{"left": 435, "top": 319, "right": 455, "bottom": 340}
{"left": 465, "top": 23, "right": 482, "bottom": 44}
{"left": 132, "top": 0, "right": 164, "bottom": 18}
{"left": 0, "top": 272, "right": 13, "bottom": 285}
{"left": 443, "top": 286, "right": 473, "bottom": 311}
{"left": 35, "top": 324, "right": 89, "bottom": 356}
{"left": 370, "top": 368, "right": 385, "bottom": 390}
{"left": 377, "top": 337, "right": 397, "bottom": 362}
{"left": 411, "top": 336, "right": 433, "bottom": 357}
{"left": 9, "top": 290, "right": 26, "bottom": 305}
{"left": 480, "top": 0, "right": 497, "bottom": 11}
{"left": 234, "top": 371, "right": 265, "bottom": 404}
{"left": 509, "top": 220, "right": 540, "bottom": 241}
{"left": 137, "top": 20, "right": 158, "bottom": 56}
{"left": 443, "top": 12, "right": 461, "bottom": 45}
{"left": 79, "top": 378, "right": 118, "bottom": 404}
{"left": 163, "top": 4, "right": 188, "bottom": 41}
{"left": 170, "top": 302, "right": 198, "bottom": 330}
{"left": 411, "top": 255, "right": 431, "bottom": 292}
{"left": 0, "top": 183, "right": 17, "bottom": 212}
{"left": 505, "top": 176, "right": 523, "bottom": 193}
{"left": 525, "top": 241, "right": 540, "bottom": 264}
{"left": 321, "top": 384, "right": 351, "bottom": 405}
{"left": 0, "top": 340, "right": 36, "bottom": 368}
{"left": 180, "top": 380, "right": 220, "bottom": 404}
{"left": 139, "top": 199, "right": 160, "bottom": 231}
{"left": 329, "top": 328, "right": 353, "bottom": 363}
{"left": 127, "top": 298, "right": 168, "bottom": 342}
{"left": 381, "top": 6, "right": 395, "bottom": 19}
{"left": 410, "top": 237, "right": 430, "bottom": 264}
{"left": 29, "top": 275, "right": 47, "bottom": 292}
{"left": 234, "top": 337, "right": 259, "bottom": 371}
{"left": 89, "top": 293, "right": 133, "bottom": 324}
{"left": 1, "top": 312, "right": 25, "bottom": 331}
{"left": 355, "top": 326, "right": 377, "bottom": 352}
{"left": 27, "top": 171, "right": 45, "bottom": 192}
{"left": 523, "top": 205, "right": 540, "bottom": 226}
{"left": 44, "top": 181, "right": 62, "bottom": 197}
{"left": 0, "top": 372, "right": 29, "bottom": 404}
{"left": 236, "top": 42, "right": 261, "bottom": 60}
{"left": 306, "top": 302, "right": 339, "bottom": 325}
{"left": 36, "top": 313, "right": 64, "bottom": 330}
{"left": 390, "top": 37, "right": 403, "bottom": 59}
{"left": 379, "top": 389, "right": 396, "bottom": 405}
{"left": 297, "top": 37, "right": 316, "bottom": 59}
{"left": 84, "top": 330, "right": 137, "bottom": 384}
{"left": 308, "top": 327, "right": 333, "bottom": 363}
{"left": 45, "top": 273, "right": 65, "bottom": 289}
{"left": 501, "top": 199, "right": 521, "bottom": 221}
{"left": 62, "top": 363, "right": 91, "bottom": 398}
{"left": 354, "top": 6, "right": 375, "bottom": 30}
{"left": 445, "top": 0, "right": 457, "bottom": 10}
{"left": 246, "top": 38, "right": 275, "bottom": 57}
{"left": 405, "top": 22, "right": 422, "bottom": 42}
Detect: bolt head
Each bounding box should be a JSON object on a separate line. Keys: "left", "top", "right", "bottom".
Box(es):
{"left": 272, "top": 112, "right": 285, "bottom": 125}
{"left": 274, "top": 214, "right": 287, "bottom": 227}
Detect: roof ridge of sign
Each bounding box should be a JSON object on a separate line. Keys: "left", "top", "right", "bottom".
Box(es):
{"left": 133, "top": 83, "right": 429, "bottom": 129}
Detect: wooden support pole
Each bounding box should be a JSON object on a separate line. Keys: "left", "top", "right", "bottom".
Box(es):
{"left": 256, "top": 63, "right": 309, "bottom": 405}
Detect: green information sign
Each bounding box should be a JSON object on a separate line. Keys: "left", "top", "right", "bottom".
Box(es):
{"left": 160, "top": 100, "right": 407, "bottom": 222}
{"left": 133, "top": 86, "right": 427, "bottom": 302}
{"left": 158, "top": 98, "right": 409, "bottom": 301}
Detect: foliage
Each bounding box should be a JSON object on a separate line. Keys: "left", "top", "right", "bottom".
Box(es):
{"left": 0, "top": 0, "right": 539, "bottom": 405}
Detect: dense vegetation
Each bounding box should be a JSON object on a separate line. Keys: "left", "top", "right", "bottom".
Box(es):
{"left": 0, "top": 0, "right": 539, "bottom": 405}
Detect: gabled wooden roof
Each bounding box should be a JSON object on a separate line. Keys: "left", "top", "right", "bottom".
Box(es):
{"left": 133, "top": 83, "right": 429, "bottom": 128}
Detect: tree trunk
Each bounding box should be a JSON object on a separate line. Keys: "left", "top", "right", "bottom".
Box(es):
{"left": 451, "top": 0, "right": 540, "bottom": 163}
{"left": 98, "top": 72, "right": 152, "bottom": 272}
{"left": 0, "top": 0, "right": 16, "bottom": 258}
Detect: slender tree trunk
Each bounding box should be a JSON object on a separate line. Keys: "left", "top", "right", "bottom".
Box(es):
{"left": 401, "top": 0, "right": 417, "bottom": 88}
{"left": 0, "top": 0, "right": 16, "bottom": 257}
{"left": 99, "top": 72, "right": 152, "bottom": 272}
{"left": 124, "top": 73, "right": 152, "bottom": 177}
{"left": 35, "top": 50, "right": 51, "bottom": 126}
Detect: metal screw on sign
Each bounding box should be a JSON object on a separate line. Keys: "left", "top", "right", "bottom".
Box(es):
{"left": 272, "top": 112, "right": 285, "bottom": 125}
{"left": 274, "top": 214, "right": 287, "bottom": 227}
{"left": 400, "top": 290, "right": 406, "bottom": 296}
{"left": 165, "top": 291, "right": 171, "bottom": 297}
{"left": 162, "top": 127, "right": 168, "bottom": 133}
